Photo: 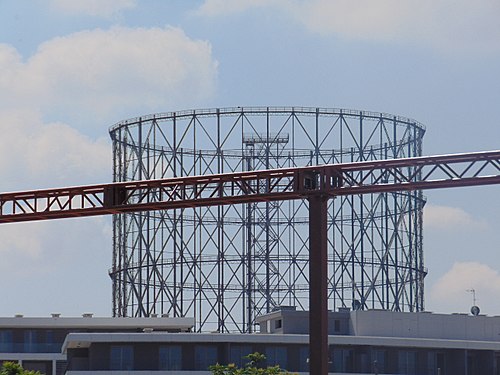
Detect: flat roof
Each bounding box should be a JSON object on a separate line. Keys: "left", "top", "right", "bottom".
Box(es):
{"left": 62, "top": 332, "right": 500, "bottom": 353}
{"left": 0, "top": 316, "right": 194, "bottom": 330}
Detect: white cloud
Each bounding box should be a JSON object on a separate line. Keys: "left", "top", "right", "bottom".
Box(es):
{"left": 423, "top": 204, "right": 487, "bottom": 231}
{"left": 0, "top": 26, "right": 218, "bottom": 127}
{"left": 0, "top": 26, "right": 218, "bottom": 189}
{"left": 428, "top": 262, "right": 500, "bottom": 314}
{"left": 197, "top": 0, "right": 500, "bottom": 55}
{"left": 0, "top": 217, "right": 108, "bottom": 272}
{"left": 50, "top": 0, "right": 136, "bottom": 17}
{"left": 196, "top": 0, "right": 279, "bottom": 16}
{"left": 0, "top": 109, "right": 110, "bottom": 190}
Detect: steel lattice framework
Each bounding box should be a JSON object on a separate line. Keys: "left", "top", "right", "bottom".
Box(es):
{"left": 106, "top": 107, "right": 427, "bottom": 332}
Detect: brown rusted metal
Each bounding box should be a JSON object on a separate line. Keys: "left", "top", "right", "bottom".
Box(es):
{"left": 1, "top": 150, "right": 499, "bottom": 223}
{"left": 308, "top": 193, "right": 329, "bottom": 375}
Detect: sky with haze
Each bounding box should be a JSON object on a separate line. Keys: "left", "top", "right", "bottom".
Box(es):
{"left": 0, "top": 0, "right": 499, "bottom": 317}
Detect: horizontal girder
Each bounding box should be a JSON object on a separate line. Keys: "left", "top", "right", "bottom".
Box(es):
{"left": 1, "top": 150, "right": 499, "bottom": 223}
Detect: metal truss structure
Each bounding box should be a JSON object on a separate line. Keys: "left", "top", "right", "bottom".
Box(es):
{"left": 106, "top": 107, "right": 427, "bottom": 332}
{"left": 2, "top": 150, "right": 498, "bottom": 221}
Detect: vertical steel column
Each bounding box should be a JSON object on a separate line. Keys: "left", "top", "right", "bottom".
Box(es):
{"left": 245, "top": 146, "right": 254, "bottom": 333}
{"left": 309, "top": 193, "right": 329, "bottom": 375}
{"left": 266, "top": 108, "right": 271, "bottom": 316}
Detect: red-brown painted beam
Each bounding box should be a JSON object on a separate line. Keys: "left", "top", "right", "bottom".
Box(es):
{"left": 309, "top": 194, "right": 329, "bottom": 375}
{"left": 1, "top": 150, "right": 499, "bottom": 224}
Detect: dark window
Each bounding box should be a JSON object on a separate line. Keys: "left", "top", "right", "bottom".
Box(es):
{"left": 398, "top": 350, "right": 417, "bottom": 375}
{"left": 229, "top": 345, "right": 252, "bottom": 367}
{"left": 373, "top": 350, "right": 386, "bottom": 373}
{"left": 23, "top": 361, "right": 51, "bottom": 374}
{"left": 55, "top": 360, "right": 67, "bottom": 375}
{"left": 299, "top": 346, "right": 309, "bottom": 372}
{"left": 333, "top": 348, "right": 353, "bottom": 373}
{"left": 334, "top": 319, "right": 340, "bottom": 332}
{"left": 266, "top": 346, "right": 287, "bottom": 369}
{"left": 46, "top": 331, "right": 53, "bottom": 344}
{"left": 427, "top": 351, "right": 437, "bottom": 374}
{"left": 195, "top": 345, "right": 217, "bottom": 370}
{"left": 159, "top": 345, "right": 182, "bottom": 370}
{"left": 110, "top": 345, "right": 134, "bottom": 370}
{"left": 275, "top": 319, "right": 282, "bottom": 329}
{"left": 436, "top": 352, "right": 446, "bottom": 374}
{"left": 24, "top": 330, "right": 37, "bottom": 353}
{"left": 358, "top": 352, "right": 370, "bottom": 373}
{"left": 0, "top": 331, "right": 13, "bottom": 352}
{"left": 45, "top": 330, "right": 58, "bottom": 353}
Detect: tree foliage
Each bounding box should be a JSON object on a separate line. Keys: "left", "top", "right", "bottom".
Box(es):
{"left": 0, "top": 362, "right": 41, "bottom": 375}
{"left": 209, "top": 352, "right": 295, "bottom": 375}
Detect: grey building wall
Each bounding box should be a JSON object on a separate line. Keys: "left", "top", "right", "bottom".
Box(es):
{"left": 256, "top": 308, "right": 350, "bottom": 335}
{"left": 350, "top": 310, "right": 500, "bottom": 341}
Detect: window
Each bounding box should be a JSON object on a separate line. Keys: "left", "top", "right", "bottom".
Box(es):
{"left": 333, "top": 348, "right": 353, "bottom": 373}
{"left": 22, "top": 361, "right": 51, "bottom": 374}
{"left": 159, "top": 345, "right": 182, "bottom": 370}
{"left": 46, "top": 330, "right": 53, "bottom": 343}
{"left": 334, "top": 319, "right": 340, "bottom": 332}
{"left": 45, "top": 330, "right": 58, "bottom": 352}
{"left": 436, "top": 352, "right": 446, "bottom": 374}
{"left": 358, "top": 352, "right": 370, "bottom": 373}
{"left": 24, "top": 330, "right": 37, "bottom": 353}
{"left": 427, "top": 351, "right": 436, "bottom": 374}
{"left": 275, "top": 319, "right": 282, "bottom": 329}
{"left": 398, "top": 350, "right": 416, "bottom": 375}
{"left": 110, "top": 345, "right": 134, "bottom": 370}
{"left": 266, "top": 346, "right": 287, "bottom": 369}
{"left": 0, "top": 331, "right": 12, "bottom": 352}
{"left": 230, "top": 345, "right": 252, "bottom": 367}
{"left": 194, "top": 345, "right": 217, "bottom": 370}
{"left": 373, "top": 350, "right": 386, "bottom": 373}
{"left": 55, "top": 360, "right": 67, "bottom": 375}
{"left": 298, "top": 346, "right": 309, "bottom": 372}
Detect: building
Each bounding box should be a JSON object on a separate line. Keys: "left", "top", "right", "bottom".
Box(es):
{"left": 59, "top": 308, "right": 500, "bottom": 375}
{"left": 2, "top": 310, "right": 500, "bottom": 374}
{"left": 258, "top": 308, "right": 500, "bottom": 374}
{"left": 0, "top": 314, "right": 193, "bottom": 375}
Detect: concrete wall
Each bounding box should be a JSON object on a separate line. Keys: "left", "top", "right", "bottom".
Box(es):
{"left": 350, "top": 310, "right": 500, "bottom": 341}
{"left": 257, "top": 310, "right": 350, "bottom": 335}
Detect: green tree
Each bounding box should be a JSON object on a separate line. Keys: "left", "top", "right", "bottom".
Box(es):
{"left": 0, "top": 362, "right": 41, "bottom": 375}
{"left": 209, "top": 352, "right": 295, "bottom": 375}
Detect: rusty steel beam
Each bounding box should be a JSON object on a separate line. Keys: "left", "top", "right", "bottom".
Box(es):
{"left": 1, "top": 150, "right": 499, "bottom": 224}
{"left": 308, "top": 194, "right": 329, "bottom": 375}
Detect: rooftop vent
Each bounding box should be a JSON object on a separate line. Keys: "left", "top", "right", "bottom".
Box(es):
{"left": 51, "top": 313, "right": 61, "bottom": 318}
{"left": 82, "top": 313, "right": 93, "bottom": 318}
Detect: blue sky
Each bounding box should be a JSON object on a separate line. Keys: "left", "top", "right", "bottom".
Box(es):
{"left": 0, "top": 0, "right": 499, "bottom": 317}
